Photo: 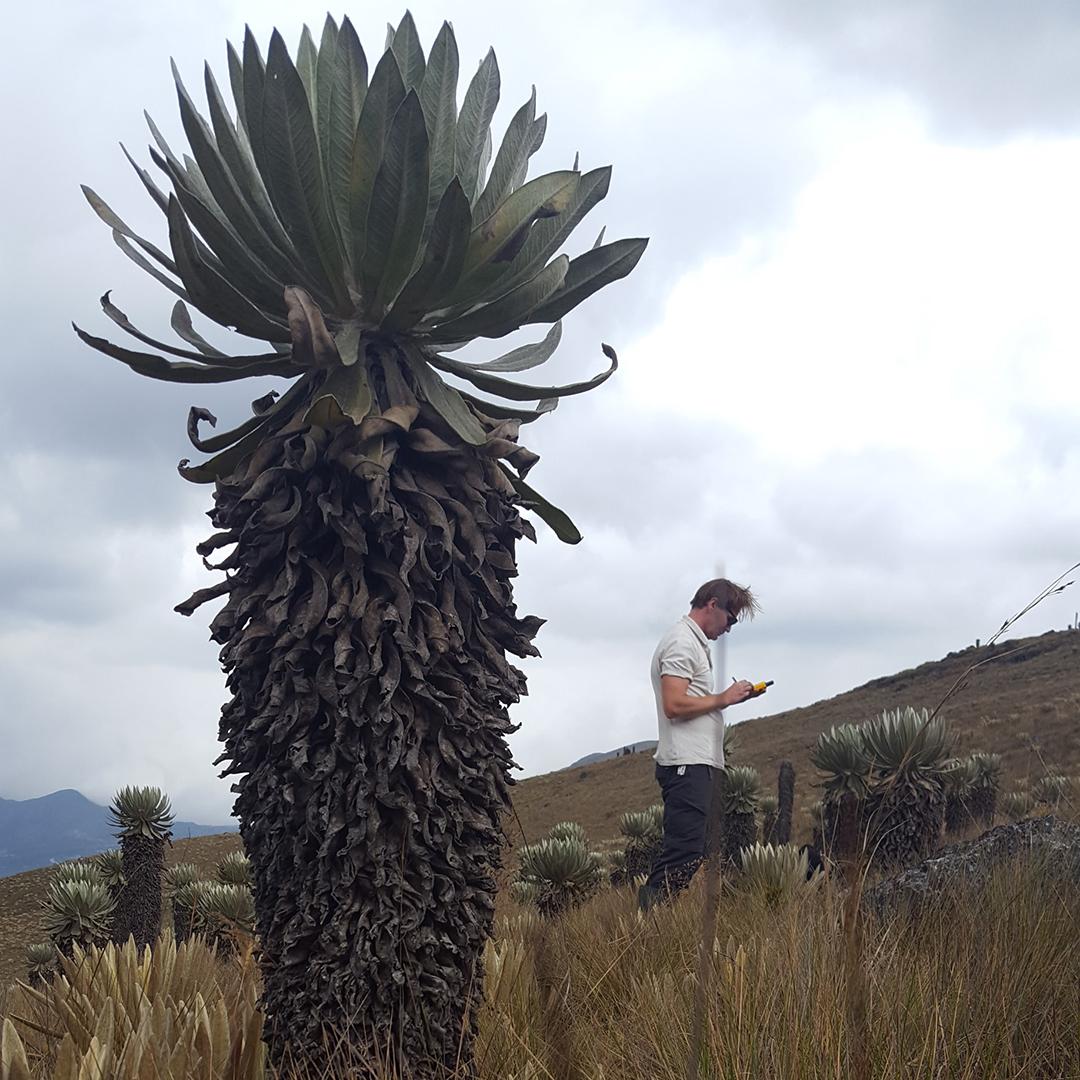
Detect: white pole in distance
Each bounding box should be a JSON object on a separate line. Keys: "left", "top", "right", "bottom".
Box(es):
{"left": 713, "top": 561, "right": 726, "bottom": 758}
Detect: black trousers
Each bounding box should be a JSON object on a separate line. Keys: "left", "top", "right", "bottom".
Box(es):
{"left": 641, "top": 763, "right": 717, "bottom": 905}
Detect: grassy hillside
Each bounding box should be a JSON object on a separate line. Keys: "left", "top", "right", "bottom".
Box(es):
{"left": 2, "top": 629, "right": 1077, "bottom": 993}
{"left": 510, "top": 629, "right": 1080, "bottom": 847}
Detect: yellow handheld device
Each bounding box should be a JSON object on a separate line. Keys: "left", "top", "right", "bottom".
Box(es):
{"left": 750, "top": 680, "right": 773, "bottom": 697}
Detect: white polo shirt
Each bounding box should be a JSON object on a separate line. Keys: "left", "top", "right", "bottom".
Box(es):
{"left": 651, "top": 615, "right": 725, "bottom": 769}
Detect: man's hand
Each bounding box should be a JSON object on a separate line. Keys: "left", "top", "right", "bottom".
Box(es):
{"left": 720, "top": 680, "right": 755, "bottom": 708}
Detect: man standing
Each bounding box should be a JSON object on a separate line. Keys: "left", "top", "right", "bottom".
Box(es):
{"left": 639, "top": 578, "right": 760, "bottom": 910}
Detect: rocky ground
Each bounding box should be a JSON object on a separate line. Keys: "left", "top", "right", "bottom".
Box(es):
{"left": 865, "top": 815, "right": 1080, "bottom": 915}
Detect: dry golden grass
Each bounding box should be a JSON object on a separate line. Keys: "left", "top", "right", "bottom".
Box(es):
{"left": 474, "top": 856, "right": 1080, "bottom": 1080}
{"left": 3, "top": 852, "right": 1077, "bottom": 1079}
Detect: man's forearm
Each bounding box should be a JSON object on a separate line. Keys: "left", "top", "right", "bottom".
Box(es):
{"left": 666, "top": 691, "right": 728, "bottom": 722}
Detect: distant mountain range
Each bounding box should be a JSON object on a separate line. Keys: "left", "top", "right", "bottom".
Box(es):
{"left": 568, "top": 741, "right": 658, "bottom": 768}
{"left": 0, "top": 790, "right": 235, "bottom": 877}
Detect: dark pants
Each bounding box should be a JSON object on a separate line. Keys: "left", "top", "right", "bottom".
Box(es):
{"left": 639, "top": 763, "right": 716, "bottom": 910}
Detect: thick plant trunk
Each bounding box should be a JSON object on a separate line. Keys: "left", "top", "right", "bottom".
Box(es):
{"left": 723, "top": 811, "right": 756, "bottom": 865}
{"left": 173, "top": 901, "right": 196, "bottom": 945}
{"left": 113, "top": 836, "right": 164, "bottom": 951}
{"left": 184, "top": 352, "right": 539, "bottom": 1076}
{"left": 868, "top": 786, "right": 944, "bottom": 868}
{"left": 824, "top": 793, "right": 863, "bottom": 862}
{"left": 969, "top": 787, "right": 996, "bottom": 827}
{"left": 945, "top": 793, "right": 972, "bottom": 834}
{"left": 624, "top": 835, "right": 661, "bottom": 881}
{"left": 775, "top": 761, "right": 795, "bottom": 844}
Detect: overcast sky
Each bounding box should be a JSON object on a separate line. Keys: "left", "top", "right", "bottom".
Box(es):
{"left": 2, "top": 1, "right": 1079, "bottom": 823}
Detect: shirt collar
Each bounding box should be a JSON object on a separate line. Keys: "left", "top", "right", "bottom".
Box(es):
{"left": 681, "top": 614, "right": 709, "bottom": 648}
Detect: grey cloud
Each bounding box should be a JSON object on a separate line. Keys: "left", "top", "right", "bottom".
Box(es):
{"left": 0, "top": 623, "right": 232, "bottom": 822}
{"left": 750, "top": 0, "right": 1080, "bottom": 140}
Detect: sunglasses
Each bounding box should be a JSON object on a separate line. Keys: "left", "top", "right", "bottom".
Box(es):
{"left": 713, "top": 603, "right": 737, "bottom": 626}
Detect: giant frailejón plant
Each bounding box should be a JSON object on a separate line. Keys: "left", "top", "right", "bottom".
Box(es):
{"left": 75, "top": 12, "right": 645, "bottom": 1075}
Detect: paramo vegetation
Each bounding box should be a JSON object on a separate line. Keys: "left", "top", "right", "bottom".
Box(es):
{"left": 3, "top": 7, "right": 1077, "bottom": 1080}
{"left": 3, "top": 701, "right": 1078, "bottom": 1078}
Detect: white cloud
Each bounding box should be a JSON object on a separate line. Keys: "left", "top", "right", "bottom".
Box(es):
{"left": 622, "top": 108, "right": 1080, "bottom": 467}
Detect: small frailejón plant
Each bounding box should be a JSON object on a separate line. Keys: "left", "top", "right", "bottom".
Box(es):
{"left": 49, "top": 861, "right": 103, "bottom": 887}
{"left": 93, "top": 849, "right": 126, "bottom": 902}
{"left": 25, "top": 942, "right": 59, "bottom": 986}
{"left": 759, "top": 795, "right": 778, "bottom": 845}
{"left": 605, "top": 848, "right": 629, "bottom": 882}
{"left": 810, "top": 724, "right": 871, "bottom": 860}
{"left": 164, "top": 861, "right": 201, "bottom": 894}
{"left": 1032, "top": 773, "right": 1071, "bottom": 808}
{"left": 202, "top": 882, "right": 257, "bottom": 953}
{"left": 722, "top": 724, "right": 739, "bottom": 763}
{"left": 75, "top": 12, "right": 644, "bottom": 1075}
{"left": 1001, "top": 790, "right": 1034, "bottom": 820}
{"left": 163, "top": 863, "right": 204, "bottom": 943}
{"left": 812, "top": 711, "right": 952, "bottom": 867}
{"left": 547, "top": 821, "right": 587, "bottom": 846}
{"left": 944, "top": 756, "right": 979, "bottom": 834}
{"left": 864, "top": 707, "right": 952, "bottom": 866}
{"left": 738, "top": 842, "right": 810, "bottom": 905}
{"left": 108, "top": 786, "right": 174, "bottom": 950}
{"left": 967, "top": 752, "right": 1003, "bottom": 826}
{"left": 722, "top": 765, "right": 761, "bottom": 864}
{"left": 215, "top": 851, "right": 253, "bottom": 887}
{"left": 508, "top": 877, "right": 540, "bottom": 906}
{"left": 516, "top": 831, "right": 603, "bottom": 917}
{"left": 42, "top": 878, "right": 115, "bottom": 957}
{"left": 618, "top": 805, "right": 663, "bottom": 882}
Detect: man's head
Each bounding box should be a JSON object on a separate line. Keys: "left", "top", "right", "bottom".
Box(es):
{"left": 689, "top": 578, "right": 759, "bottom": 640}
